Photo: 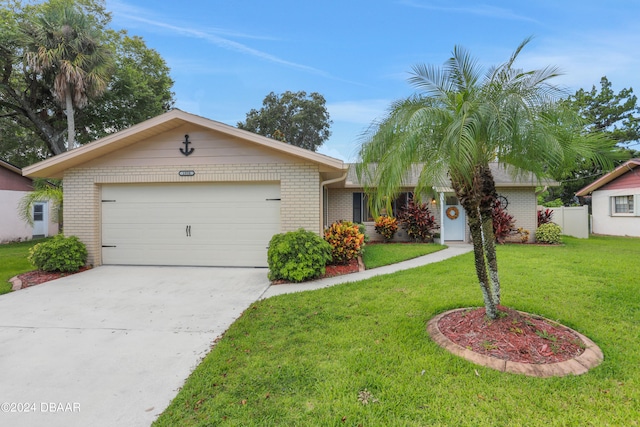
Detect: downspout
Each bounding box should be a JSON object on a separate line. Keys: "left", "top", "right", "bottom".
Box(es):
{"left": 535, "top": 185, "right": 548, "bottom": 197}
{"left": 439, "top": 192, "right": 445, "bottom": 243}
{"left": 320, "top": 171, "right": 349, "bottom": 233}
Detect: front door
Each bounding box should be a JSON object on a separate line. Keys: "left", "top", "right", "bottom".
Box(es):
{"left": 32, "top": 202, "right": 48, "bottom": 237}
{"left": 443, "top": 195, "right": 465, "bottom": 241}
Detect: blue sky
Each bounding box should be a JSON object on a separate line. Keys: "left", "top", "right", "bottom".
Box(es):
{"left": 107, "top": 1, "right": 640, "bottom": 161}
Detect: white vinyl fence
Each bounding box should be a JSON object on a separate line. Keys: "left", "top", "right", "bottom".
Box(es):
{"left": 541, "top": 205, "right": 589, "bottom": 239}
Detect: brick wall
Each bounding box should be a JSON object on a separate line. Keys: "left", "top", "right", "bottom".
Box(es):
{"left": 499, "top": 187, "right": 537, "bottom": 242}
{"left": 327, "top": 187, "right": 537, "bottom": 243}
{"left": 64, "top": 163, "right": 320, "bottom": 266}
{"left": 326, "top": 188, "right": 354, "bottom": 224}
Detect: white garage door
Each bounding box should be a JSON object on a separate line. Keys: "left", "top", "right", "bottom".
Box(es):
{"left": 101, "top": 183, "right": 280, "bottom": 267}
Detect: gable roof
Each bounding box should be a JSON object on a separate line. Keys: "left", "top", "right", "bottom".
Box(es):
{"left": 575, "top": 158, "right": 640, "bottom": 196}
{"left": 22, "top": 109, "right": 346, "bottom": 178}
{"left": 0, "top": 158, "right": 23, "bottom": 176}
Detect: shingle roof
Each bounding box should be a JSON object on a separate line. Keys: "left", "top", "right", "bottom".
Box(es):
{"left": 345, "top": 162, "right": 557, "bottom": 189}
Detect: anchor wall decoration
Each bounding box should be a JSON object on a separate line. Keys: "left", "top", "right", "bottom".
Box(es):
{"left": 180, "top": 134, "right": 194, "bottom": 156}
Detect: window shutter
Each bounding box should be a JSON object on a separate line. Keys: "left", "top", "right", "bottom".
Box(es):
{"left": 609, "top": 196, "right": 613, "bottom": 216}
{"left": 635, "top": 195, "right": 640, "bottom": 216}
{"left": 353, "top": 193, "right": 362, "bottom": 223}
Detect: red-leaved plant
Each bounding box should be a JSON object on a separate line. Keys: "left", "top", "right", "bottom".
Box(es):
{"left": 537, "top": 208, "right": 554, "bottom": 226}
{"left": 492, "top": 201, "right": 516, "bottom": 243}
{"left": 398, "top": 201, "right": 438, "bottom": 242}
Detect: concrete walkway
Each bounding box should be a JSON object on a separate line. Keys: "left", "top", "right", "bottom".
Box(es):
{"left": 261, "top": 243, "right": 473, "bottom": 299}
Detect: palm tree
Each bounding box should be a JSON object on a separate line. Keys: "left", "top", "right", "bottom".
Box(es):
{"left": 357, "top": 38, "right": 619, "bottom": 319}
{"left": 24, "top": 1, "right": 113, "bottom": 150}
{"left": 18, "top": 179, "right": 63, "bottom": 229}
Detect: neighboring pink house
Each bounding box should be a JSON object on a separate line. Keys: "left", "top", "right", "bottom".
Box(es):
{"left": 576, "top": 158, "right": 640, "bottom": 237}
{"left": 0, "top": 159, "right": 58, "bottom": 243}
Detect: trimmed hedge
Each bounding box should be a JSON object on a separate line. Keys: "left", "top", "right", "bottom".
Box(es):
{"left": 267, "top": 229, "right": 332, "bottom": 282}
{"left": 28, "top": 234, "right": 87, "bottom": 272}
{"left": 535, "top": 223, "right": 562, "bottom": 244}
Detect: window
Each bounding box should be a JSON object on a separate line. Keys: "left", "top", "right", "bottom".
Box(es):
{"left": 353, "top": 193, "right": 373, "bottom": 223}
{"left": 353, "top": 192, "right": 413, "bottom": 222}
{"left": 612, "top": 195, "right": 634, "bottom": 214}
{"left": 445, "top": 196, "right": 458, "bottom": 206}
{"left": 33, "top": 204, "right": 44, "bottom": 222}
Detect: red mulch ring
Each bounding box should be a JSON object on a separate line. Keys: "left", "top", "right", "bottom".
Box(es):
{"left": 15, "top": 267, "right": 91, "bottom": 289}
{"left": 271, "top": 258, "right": 360, "bottom": 285}
{"left": 437, "top": 306, "right": 585, "bottom": 364}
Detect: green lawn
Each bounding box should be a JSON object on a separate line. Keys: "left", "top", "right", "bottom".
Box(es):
{"left": 0, "top": 239, "right": 44, "bottom": 295}
{"left": 154, "top": 235, "right": 640, "bottom": 426}
{"left": 363, "top": 243, "right": 445, "bottom": 269}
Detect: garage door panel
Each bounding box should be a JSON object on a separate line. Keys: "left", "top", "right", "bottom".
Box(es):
{"left": 102, "top": 183, "right": 280, "bottom": 203}
{"left": 103, "top": 203, "right": 276, "bottom": 221}
{"left": 102, "top": 246, "right": 268, "bottom": 267}
{"left": 101, "top": 183, "right": 280, "bottom": 267}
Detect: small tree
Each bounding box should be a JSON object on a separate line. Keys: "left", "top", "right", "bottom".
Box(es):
{"left": 18, "top": 179, "right": 63, "bottom": 228}
{"left": 398, "top": 201, "right": 438, "bottom": 242}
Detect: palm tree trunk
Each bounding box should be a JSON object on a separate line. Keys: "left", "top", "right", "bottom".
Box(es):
{"left": 478, "top": 165, "right": 500, "bottom": 307}
{"left": 65, "top": 88, "right": 75, "bottom": 150}
{"left": 463, "top": 202, "right": 498, "bottom": 319}
{"left": 481, "top": 212, "right": 500, "bottom": 306}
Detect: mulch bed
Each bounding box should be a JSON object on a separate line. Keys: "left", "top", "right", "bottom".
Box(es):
{"left": 437, "top": 306, "right": 585, "bottom": 364}
{"left": 14, "top": 267, "right": 91, "bottom": 289}
{"left": 271, "top": 258, "right": 360, "bottom": 285}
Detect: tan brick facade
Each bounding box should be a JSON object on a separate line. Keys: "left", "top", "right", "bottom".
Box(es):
{"left": 326, "top": 187, "right": 537, "bottom": 243}
{"left": 498, "top": 187, "right": 537, "bottom": 242}
{"left": 64, "top": 163, "right": 320, "bottom": 266}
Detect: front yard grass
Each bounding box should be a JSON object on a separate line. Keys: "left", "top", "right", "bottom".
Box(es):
{"left": 363, "top": 242, "right": 445, "bottom": 269}
{"left": 154, "top": 235, "right": 640, "bottom": 426}
{"left": 0, "top": 239, "right": 44, "bottom": 295}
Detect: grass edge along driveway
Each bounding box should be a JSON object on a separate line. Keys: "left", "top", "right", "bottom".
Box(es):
{"left": 154, "top": 235, "right": 640, "bottom": 426}
{"left": 0, "top": 239, "right": 46, "bottom": 295}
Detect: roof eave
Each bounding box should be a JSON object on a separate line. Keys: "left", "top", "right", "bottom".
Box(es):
{"left": 575, "top": 159, "right": 640, "bottom": 196}
{"left": 23, "top": 109, "right": 345, "bottom": 178}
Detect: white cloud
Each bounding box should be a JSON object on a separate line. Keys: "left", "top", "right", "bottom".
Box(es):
{"left": 108, "top": 1, "right": 330, "bottom": 76}
{"left": 399, "top": 0, "right": 540, "bottom": 24}
{"left": 516, "top": 31, "right": 640, "bottom": 93}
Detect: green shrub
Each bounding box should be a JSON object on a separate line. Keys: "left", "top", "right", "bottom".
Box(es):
{"left": 535, "top": 223, "right": 562, "bottom": 244}
{"left": 356, "top": 222, "right": 370, "bottom": 243}
{"left": 28, "top": 234, "right": 87, "bottom": 272}
{"left": 267, "top": 229, "right": 332, "bottom": 282}
{"left": 324, "top": 221, "right": 365, "bottom": 264}
{"left": 374, "top": 216, "right": 398, "bottom": 241}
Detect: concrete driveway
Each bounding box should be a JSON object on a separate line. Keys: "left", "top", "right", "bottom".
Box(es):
{"left": 0, "top": 266, "right": 270, "bottom": 427}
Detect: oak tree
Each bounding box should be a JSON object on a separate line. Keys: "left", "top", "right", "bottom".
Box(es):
{"left": 238, "top": 91, "right": 331, "bottom": 152}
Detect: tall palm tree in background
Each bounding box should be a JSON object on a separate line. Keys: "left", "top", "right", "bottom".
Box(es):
{"left": 357, "top": 38, "right": 620, "bottom": 319}
{"left": 24, "top": 1, "right": 113, "bottom": 150}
